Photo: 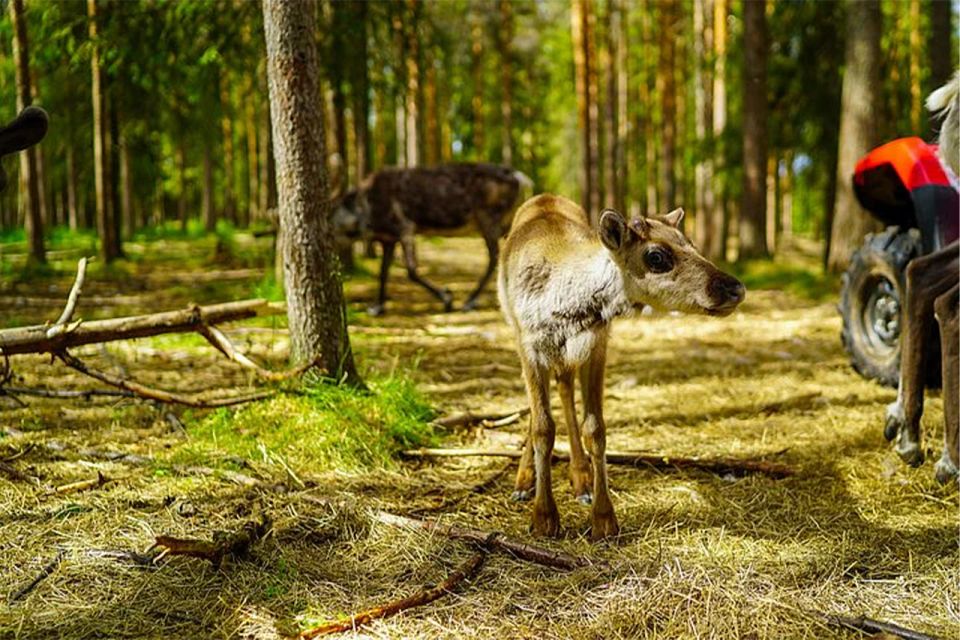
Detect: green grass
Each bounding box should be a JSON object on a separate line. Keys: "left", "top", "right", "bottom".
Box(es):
{"left": 167, "top": 373, "right": 437, "bottom": 474}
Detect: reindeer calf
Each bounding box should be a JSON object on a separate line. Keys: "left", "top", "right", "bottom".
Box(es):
{"left": 498, "top": 195, "right": 745, "bottom": 539}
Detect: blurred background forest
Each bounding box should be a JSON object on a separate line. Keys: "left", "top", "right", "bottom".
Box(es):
{"left": 0, "top": 0, "right": 957, "bottom": 270}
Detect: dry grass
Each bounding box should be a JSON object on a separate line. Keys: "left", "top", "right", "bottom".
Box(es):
{"left": 0, "top": 232, "right": 956, "bottom": 639}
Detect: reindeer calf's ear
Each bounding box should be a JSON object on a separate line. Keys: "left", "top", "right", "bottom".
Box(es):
{"left": 663, "top": 208, "right": 684, "bottom": 228}
{"left": 599, "top": 209, "right": 627, "bottom": 251}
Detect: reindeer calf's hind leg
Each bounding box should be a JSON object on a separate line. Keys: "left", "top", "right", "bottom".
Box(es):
{"left": 512, "top": 429, "right": 535, "bottom": 501}
{"left": 557, "top": 369, "right": 593, "bottom": 504}
{"left": 523, "top": 360, "right": 560, "bottom": 537}
{"left": 933, "top": 283, "right": 959, "bottom": 484}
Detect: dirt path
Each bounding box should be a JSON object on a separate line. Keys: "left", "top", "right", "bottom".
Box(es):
{"left": 0, "top": 235, "right": 955, "bottom": 639}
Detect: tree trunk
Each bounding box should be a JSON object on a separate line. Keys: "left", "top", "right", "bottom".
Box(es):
{"left": 710, "top": 0, "right": 727, "bottom": 260}
{"left": 119, "top": 127, "right": 134, "bottom": 238}
{"left": 739, "top": 0, "right": 768, "bottom": 260}
{"left": 10, "top": 0, "right": 45, "bottom": 264}
{"left": 261, "top": 0, "right": 362, "bottom": 385}
{"left": 909, "top": 0, "right": 922, "bottom": 133}
{"left": 220, "top": 74, "right": 238, "bottom": 225}
{"left": 88, "top": 0, "right": 121, "bottom": 262}
{"left": 66, "top": 145, "right": 78, "bottom": 231}
{"left": 245, "top": 88, "right": 260, "bottom": 222}
{"left": 498, "top": 0, "right": 513, "bottom": 167}
{"left": 828, "top": 0, "right": 882, "bottom": 272}
{"left": 572, "top": 0, "right": 599, "bottom": 221}
{"left": 470, "top": 9, "right": 485, "bottom": 157}
{"left": 601, "top": 0, "right": 617, "bottom": 209}
{"left": 404, "top": 0, "right": 420, "bottom": 168}
{"left": 351, "top": 0, "right": 370, "bottom": 180}
{"left": 177, "top": 140, "right": 188, "bottom": 232}
{"left": 615, "top": 0, "right": 628, "bottom": 214}
{"left": 927, "top": 0, "right": 953, "bottom": 106}
{"left": 659, "top": 0, "right": 678, "bottom": 212}
{"left": 203, "top": 143, "right": 215, "bottom": 232}
{"left": 639, "top": 1, "right": 657, "bottom": 215}
{"left": 694, "top": 0, "right": 715, "bottom": 254}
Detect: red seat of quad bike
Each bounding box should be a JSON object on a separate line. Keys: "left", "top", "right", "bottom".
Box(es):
{"left": 853, "top": 136, "right": 959, "bottom": 252}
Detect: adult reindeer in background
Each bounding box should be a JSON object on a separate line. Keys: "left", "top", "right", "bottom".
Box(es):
{"left": 0, "top": 106, "right": 48, "bottom": 193}
{"left": 333, "top": 163, "right": 531, "bottom": 316}
{"left": 885, "top": 71, "right": 960, "bottom": 483}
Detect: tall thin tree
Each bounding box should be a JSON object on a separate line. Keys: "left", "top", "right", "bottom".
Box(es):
{"left": 262, "top": 0, "right": 362, "bottom": 385}
{"left": 10, "top": 0, "right": 45, "bottom": 264}
{"left": 828, "top": 0, "right": 882, "bottom": 271}
{"left": 739, "top": 0, "right": 768, "bottom": 260}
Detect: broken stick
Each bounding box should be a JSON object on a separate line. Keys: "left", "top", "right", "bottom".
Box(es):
{"left": 814, "top": 612, "right": 942, "bottom": 640}
{"left": 53, "top": 470, "right": 110, "bottom": 495}
{"left": 151, "top": 516, "right": 271, "bottom": 568}
{"left": 431, "top": 408, "right": 530, "bottom": 429}
{"left": 401, "top": 447, "right": 796, "bottom": 479}
{"left": 297, "top": 550, "right": 487, "bottom": 638}
{"left": 373, "top": 511, "right": 594, "bottom": 571}
{"left": 8, "top": 550, "right": 66, "bottom": 604}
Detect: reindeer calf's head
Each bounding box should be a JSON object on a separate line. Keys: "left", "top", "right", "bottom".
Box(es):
{"left": 331, "top": 190, "right": 370, "bottom": 241}
{"left": 599, "top": 208, "right": 745, "bottom": 316}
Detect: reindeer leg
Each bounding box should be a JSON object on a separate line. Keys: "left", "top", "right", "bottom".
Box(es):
{"left": 463, "top": 218, "right": 500, "bottom": 312}
{"left": 511, "top": 420, "right": 535, "bottom": 502}
{"left": 933, "top": 283, "right": 959, "bottom": 484}
{"left": 886, "top": 244, "right": 959, "bottom": 466}
{"left": 367, "top": 241, "right": 396, "bottom": 317}
{"left": 557, "top": 368, "right": 593, "bottom": 505}
{"left": 399, "top": 230, "right": 454, "bottom": 312}
{"left": 580, "top": 339, "right": 619, "bottom": 541}
{"left": 522, "top": 358, "right": 559, "bottom": 537}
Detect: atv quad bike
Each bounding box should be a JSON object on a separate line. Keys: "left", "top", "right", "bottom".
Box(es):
{"left": 840, "top": 137, "right": 959, "bottom": 387}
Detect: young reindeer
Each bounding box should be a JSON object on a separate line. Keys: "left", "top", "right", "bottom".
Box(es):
{"left": 498, "top": 194, "right": 745, "bottom": 539}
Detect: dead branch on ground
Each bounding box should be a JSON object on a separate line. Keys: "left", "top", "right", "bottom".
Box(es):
{"left": 197, "top": 323, "right": 316, "bottom": 381}
{"left": 0, "top": 459, "right": 39, "bottom": 484}
{"left": 296, "top": 550, "right": 487, "bottom": 638}
{"left": 48, "top": 256, "right": 88, "bottom": 335}
{"left": 409, "top": 462, "right": 512, "bottom": 516}
{"left": 431, "top": 407, "right": 529, "bottom": 429}
{"left": 402, "top": 447, "right": 796, "bottom": 479}
{"left": 372, "top": 511, "right": 595, "bottom": 570}
{"left": 813, "top": 611, "right": 942, "bottom": 640}
{"left": 7, "top": 550, "right": 67, "bottom": 604}
{"left": 151, "top": 515, "right": 271, "bottom": 568}
{"left": 0, "top": 385, "right": 134, "bottom": 400}
{"left": 53, "top": 470, "right": 110, "bottom": 495}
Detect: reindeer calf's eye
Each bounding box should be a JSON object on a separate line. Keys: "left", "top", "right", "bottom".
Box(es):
{"left": 643, "top": 247, "right": 674, "bottom": 273}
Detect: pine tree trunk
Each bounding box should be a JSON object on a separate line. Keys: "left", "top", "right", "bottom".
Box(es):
{"left": 404, "top": 0, "right": 420, "bottom": 168}
{"left": 261, "top": 0, "right": 362, "bottom": 384}
{"left": 498, "top": 0, "right": 513, "bottom": 167}
{"left": 639, "top": 1, "right": 656, "bottom": 216}
{"left": 10, "top": 0, "right": 45, "bottom": 264}
{"left": 927, "top": 0, "right": 953, "bottom": 100}
{"left": 66, "top": 145, "right": 78, "bottom": 231}
{"left": 245, "top": 89, "right": 260, "bottom": 222}
{"left": 572, "top": 0, "right": 599, "bottom": 221}
{"left": 220, "top": 74, "right": 237, "bottom": 225}
{"left": 177, "top": 140, "right": 188, "bottom": 232}
{"left": 601, "top": 0, "right": 617, "bottom": 210}
{"left": 739, "top": 0, "right": 768, "bottom": 260}
{"left": 710, "top": 0, "right": 727, "bottom": 260}
{"left": 615, "top": 0, "right": 628, "bottom": 214}
{"left": 203, "top": 143, "right": 215, "bottom": 232}
{"left": 470, "top": 9, "right": 485, "bottom": 157}
{"left": 694, "top": 0, "right": 715, "bottom": 253}
{"left": 828, "top": 0, "right": 882, "bottom": 272}
{"left": 659, "top": 0, "right": 678, "bottom": 212}
{"left": 909, "top": 0, "right": 922, "bottom": 133}
{"left": 119, "top": 127, "right": 134, "bottom": 238}
{"left": 88, "top": 0, "right": 120, "bottom": 262}
{"left": 352, "top": 0, "right": 370, "bottom": 180}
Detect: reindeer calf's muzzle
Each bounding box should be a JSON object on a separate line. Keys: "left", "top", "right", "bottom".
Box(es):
{"left": 706, "top": 274, "right": 745, "bottom": 316}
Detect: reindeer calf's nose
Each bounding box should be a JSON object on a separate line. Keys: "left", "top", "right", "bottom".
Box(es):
{"left": 710, "top": 275, "right": 745, "bottom": 306}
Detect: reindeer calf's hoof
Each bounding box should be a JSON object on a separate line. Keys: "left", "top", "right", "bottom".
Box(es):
{"left": 511, "top": 488, "right": 534, "bottom": 502}
{"left": 895, "top": 439, "right": 925, "bottom": 467}
{"left": 367, "top": 304, "right": 386, "bottom": 317}
{"left": 934, "top": 451, "right": 959, "bottom": 485}
{"left": 462, "top": 299, "right": 479, "bottom": 312}
{"left": 530, "top": 504, "right": 561, "bottom": 538}
{"left": 590, "top": 511, "right": 620, "bottom": 541}
{"left": 575, "top": 492, "right": 593, "bottom": 506}
{"left": 884, "top": 402, "right": 904, "bottom": 442}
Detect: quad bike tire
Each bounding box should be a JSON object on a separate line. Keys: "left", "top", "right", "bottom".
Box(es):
{"left": 839, "top": 226, "right": 941, "bottom": 388}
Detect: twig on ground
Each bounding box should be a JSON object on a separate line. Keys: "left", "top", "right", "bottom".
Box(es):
{"left": 402, "top": 447, "right": 796, "bottom": 479}
{"left": 55, "top": 350, "right": 273, "bottom": 409}
{"left": 8, "top": 550, "right": 66, "bottom": 604}
{"left": 83, "top": 548, "right": 159, "bottom": 566}
{"left": 296, "top": 550, "right": 487, "bottom": 638}
{"left": 0, "top": 459, "right": 39, "bottom": 484}
{"left": 151, "top": 515, "right": 271, "bottom": 568}
{"left": 47, "top": 257, "right": 88, "bottom": 337}
{"left": 409, "top": 462, "right": 512, "bottom": 516}
{"left": 372, "top": 511, "right": 595, "bottom": 570}
{"left": 813, "top": 611, "right": 942, "bottom": 640}
{"left": 0, "top": 385, "right": 135, "bottom": 400}
{"left": 197, "top": 323, "right": 318, "bottom": 381}
{"left": 53, "top": 470, "right": 110, "bottom": 495}
{"left": 431, "top": 408, "right": 529, "bottom": 429}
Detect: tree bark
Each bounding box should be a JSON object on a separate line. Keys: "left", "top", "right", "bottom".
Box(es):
{"left": 615, "top": 0, "right": 628, "bottom": 214}
{"left": 659, "top": 0, "right": 678, "bottom": 213}
{"left": 404, "top": 0, "right": 421, "bottom": 168}
{"left": 601, "top": 0, "right": 616, "bottom": 209}
{"left": 119, "top": 127, "right": 134, "bottom": 239}
{"left": 177, "top": 140, "right": 188, "bottom": 232}
{"left": 694, "top": 0, "right": 716, "bottom": 256}
{"left": 351, "top": 0, "right": 370, "bottom": 180}
{"left": 739, "top": 0, "right": 768, "bottom": 260}
{"left": 203, "top": 143, "right": 215, "bottom": 232}
{"left": 498, "top": 0, "right": 513, "bottom": 167}
{"left": 927, "top": 0, "right": 953, "bottom": 104}
{"left": 470, "top": 8, "right": 485, "bottom": 157}
{"left": 572, "top": 0, "right": 599, "bottom": 221}
{"left": 10, "top": 0, "right": 45, "bottom": 264}
{"left": 220, "top": 73, "right": 238, "bottom": 225}
{"left": 710, "top": 0, "right": 727, "bottom": 260}
{"left": 88, "top": 0, "right": 121, "bottom": 262}
{"left": 262, "top": 0, "right": 362, "bottom": 385}
{"left": 828, "top": 0, "right": 882, "bottom": 272}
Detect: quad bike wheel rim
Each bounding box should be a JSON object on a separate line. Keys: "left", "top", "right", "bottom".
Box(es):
{"left": 859, "top": 274, "right": 900, "bottom": 358}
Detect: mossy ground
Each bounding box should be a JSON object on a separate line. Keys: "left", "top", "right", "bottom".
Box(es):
{"left": 0, "top": 229, "right": 956, "bottom": 639}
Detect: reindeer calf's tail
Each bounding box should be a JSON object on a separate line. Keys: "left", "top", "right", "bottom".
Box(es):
{"left": 513, "top": 170, "right": 534, "bottom": 191}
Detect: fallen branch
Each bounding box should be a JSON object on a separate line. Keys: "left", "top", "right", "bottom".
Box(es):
{"left": 0, "top": 298, "right": 284, "bottom": 356}
{"left": 297, "top": 550, "right": 487, "bottom": 638}
{"left": 431, "top": 408, "right": 529, "bottom": 429}
{"left": 8, "top": 550, "right": 66, "bottom": 603}
{"left": 197, "top": 324, "right": 316, "bottom": 381}
{"left": 0, "top": 385, "right": 134, "bottom": 400}
{"left": 402, "top": 447, "right": 795, "bottom": 479}
{"left": 373, "top": 511, "right": 594, "bottom": 571}
{"left": 47, "top": 257, "right": 88, "bottom": 337}
{"left": 814, "top": 612, "right": 942, "bottom": 640}
{"left": 151, "top": 515, "right": 271, "bottom": 568}
{"left": 0, "top": 459, "right": 39, "bottom": 484}
{"left": 56, "top": 350, "right": 273, "bottom": 409}
{"left": 53, "top": 470, "right": 110, "bottom": 495}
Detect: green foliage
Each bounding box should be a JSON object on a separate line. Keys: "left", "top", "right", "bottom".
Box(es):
{"left": 168, "top": 374, "right": 436, "bottom": 473}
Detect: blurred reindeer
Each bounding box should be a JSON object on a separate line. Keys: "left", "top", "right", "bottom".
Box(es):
{"left": 333, "top": 163, "right": 531, "bottom": 316}
{"left": 0, "top": 106, "right": 48, "bottom": 193}
{"left": 885, "top": 71, "right": 960, "bottom": 483}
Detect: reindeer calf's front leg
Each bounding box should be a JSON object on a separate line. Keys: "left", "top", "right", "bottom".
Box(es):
{"left": 933, "top": 283, "right": 959, "bottom": 484}
{"left": 581, "top": 348, "right": 619, "bottom": 541}
{"left": 523, "top": 361, "right": 560, "bottom": 537}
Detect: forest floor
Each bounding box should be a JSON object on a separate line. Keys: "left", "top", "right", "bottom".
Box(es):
{"left": 0, "top": 228, "right": 956, "bottom": 640}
